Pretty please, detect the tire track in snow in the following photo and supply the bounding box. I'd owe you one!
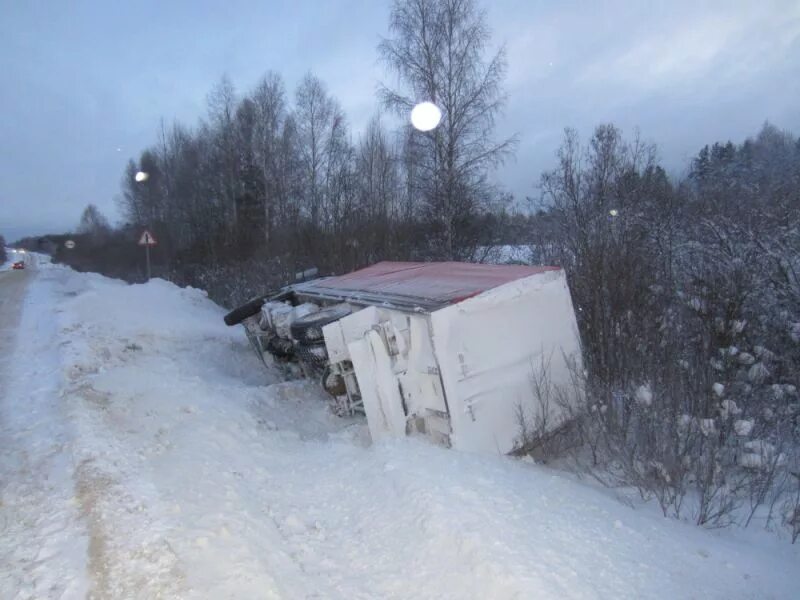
[74,459,115,599]
[65,344,189,599]
[0,267,89,599]
[72,452,187,600]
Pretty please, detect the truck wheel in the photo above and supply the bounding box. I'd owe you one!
[296,340,329,365]
[321,365,347,396]
[224,296,265,326]
[290,304,351,343]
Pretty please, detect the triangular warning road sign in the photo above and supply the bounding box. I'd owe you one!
[138,230,158,246]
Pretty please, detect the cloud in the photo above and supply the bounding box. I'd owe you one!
[488,0,800,198]
[577,4,800,94]
[1,0,799,237]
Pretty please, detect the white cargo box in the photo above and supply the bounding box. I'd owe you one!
[294,262,583,455]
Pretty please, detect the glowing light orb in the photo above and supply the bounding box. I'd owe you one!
[135,171,149,182]
[410,102,442,132]
[609,209,619,217]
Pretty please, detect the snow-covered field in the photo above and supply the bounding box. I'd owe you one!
[1,260,799,599]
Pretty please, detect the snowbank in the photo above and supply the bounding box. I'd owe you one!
[2,264,799,599]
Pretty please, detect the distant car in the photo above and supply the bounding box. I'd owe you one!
[12,261,25,270]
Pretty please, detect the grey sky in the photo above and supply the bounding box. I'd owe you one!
[1,0,798,241]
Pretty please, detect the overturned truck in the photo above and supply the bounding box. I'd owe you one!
[225,261,583,455]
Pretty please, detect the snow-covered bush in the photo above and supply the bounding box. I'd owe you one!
[170,254,290,309]
[531,123,800,536]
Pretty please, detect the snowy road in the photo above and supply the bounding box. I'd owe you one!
[0,269,30,399]
[1,261,90,598]
[0,268,29,336]
[1,261,799,599]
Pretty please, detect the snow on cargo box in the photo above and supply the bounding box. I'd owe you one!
[226,261,584,455]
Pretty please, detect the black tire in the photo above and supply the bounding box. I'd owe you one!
[266,336,295,359]
[223,296,265,326]
[290,304,352,343]
[296,340,329,366]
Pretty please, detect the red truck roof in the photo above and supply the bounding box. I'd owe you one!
[293,261,560,311]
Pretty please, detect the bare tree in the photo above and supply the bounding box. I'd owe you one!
[294,73,340,227]
[379,0,517,258]
[250,72,288,247]
[354,115,401,260]
[539,125,669,385]
[206,75,240,237]
[77,204,111,238]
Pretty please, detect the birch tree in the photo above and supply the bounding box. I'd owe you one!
[379,0,517,258]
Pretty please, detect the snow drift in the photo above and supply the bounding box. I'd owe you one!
[1,263,798,599]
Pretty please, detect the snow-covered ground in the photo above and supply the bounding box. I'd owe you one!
[1,261,799,599]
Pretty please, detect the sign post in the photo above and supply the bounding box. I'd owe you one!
[138,230,158,281]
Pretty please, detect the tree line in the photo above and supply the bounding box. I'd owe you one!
[102,0,518,305]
